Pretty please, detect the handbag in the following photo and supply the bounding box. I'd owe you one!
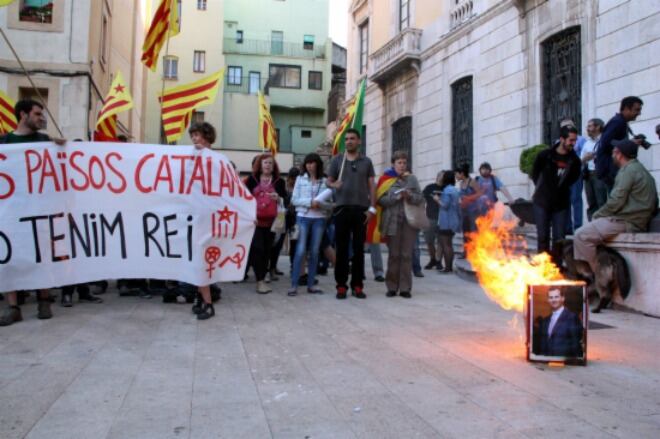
[271,199,286,234]
[404,200,430,230]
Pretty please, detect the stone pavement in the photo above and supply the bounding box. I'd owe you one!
[1,264,659,439]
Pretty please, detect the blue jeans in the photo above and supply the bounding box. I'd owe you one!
[291,216,326,289]
[533,204,567,266]
[412,233,421,274]
[565,178,584,234]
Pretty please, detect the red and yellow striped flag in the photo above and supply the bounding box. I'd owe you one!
[0,89,18,135]
[159,69,223,143]
[258,92,278,155]
[94,71,134,141]
[141,0,180,71]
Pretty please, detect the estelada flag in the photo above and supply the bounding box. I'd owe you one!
[258,92,278,155]
[94,71,134,141]
[332,78,366,155]
[159,69,223,143]
[141,0,180,71]
[0,89,18,135]
[366,168,398,244]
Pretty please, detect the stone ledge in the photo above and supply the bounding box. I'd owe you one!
[605,233,660,317]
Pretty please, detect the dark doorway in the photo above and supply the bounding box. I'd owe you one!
[392,116,413,169]
[542,26,581,146]
[452,76,473,171]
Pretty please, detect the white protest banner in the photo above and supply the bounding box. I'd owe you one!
[0,142,256,292]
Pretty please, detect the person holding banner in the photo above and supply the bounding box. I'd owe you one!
[288,153,330,296]
[0,99,65,326]
[245,154,288,294]
[188,122,220,320]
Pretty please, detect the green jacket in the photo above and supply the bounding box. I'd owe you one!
[593,159,658,232]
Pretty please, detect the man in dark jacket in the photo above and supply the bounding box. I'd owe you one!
[535,288,584,357]
[531,126,581,266]
[596,96,643,190]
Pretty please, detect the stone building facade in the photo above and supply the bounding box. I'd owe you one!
[347,0,660,197]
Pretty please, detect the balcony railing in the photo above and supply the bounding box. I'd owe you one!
[368,28,422,85]
[223,38,326,59]
[450,0,475,28]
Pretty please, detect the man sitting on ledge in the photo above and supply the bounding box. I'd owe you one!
[573,139,658,275]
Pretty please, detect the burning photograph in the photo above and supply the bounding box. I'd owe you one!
[528,283,587,365]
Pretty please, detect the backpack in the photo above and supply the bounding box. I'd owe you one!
[253,178,278,226]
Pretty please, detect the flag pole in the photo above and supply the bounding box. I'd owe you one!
[0,28,64,138]
[159,30,172,143]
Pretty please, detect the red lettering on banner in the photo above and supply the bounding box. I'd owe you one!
[38,149,61,193]
[154,155,174,193]
[205,246,221,278]
[24,149,42,194]
[185,156,207,195]
[88,155,106,190]
[105,152,127,194]
[69,150,90,191]
[219,244,246,269]
[205,157,220,196]
[171,155,194,194]
[219,160,235,197]
[134,153,154,193]
[0,154,15,199]
[211,206,238,239]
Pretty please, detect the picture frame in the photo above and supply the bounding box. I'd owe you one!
[526,283,588,365]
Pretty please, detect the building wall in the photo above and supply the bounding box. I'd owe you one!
[144,0,225,145]
[0,0,145,141]
[222,0,331,159]
[350,0,660,198]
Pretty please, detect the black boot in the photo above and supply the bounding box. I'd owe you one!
[196,302,215,320]
[191,293,203,314]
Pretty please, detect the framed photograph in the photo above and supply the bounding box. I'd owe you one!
[527,283,587,365]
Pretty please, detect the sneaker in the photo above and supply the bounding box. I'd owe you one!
[256,281,272,294]
[287,288,298,297]
[351,287,366,299]
[386,291,397,297]
[37,300,53,319]
[374,275,385,282]
[424,259,438,270]
[306,287,324,295]
[0,306,23,326]
[399,291,412,299]
[336,286,348,300]
[413,271,425,278]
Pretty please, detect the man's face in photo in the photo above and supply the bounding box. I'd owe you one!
[547,289,564,311]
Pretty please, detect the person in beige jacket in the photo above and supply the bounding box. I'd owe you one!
[377,151,424,298]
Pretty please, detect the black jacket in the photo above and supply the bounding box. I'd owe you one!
[596,113,629,187]
[531,147,581,212]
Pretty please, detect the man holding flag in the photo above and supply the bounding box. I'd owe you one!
[327,128,376,300]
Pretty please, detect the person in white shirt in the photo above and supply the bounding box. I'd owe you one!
[581,118,609,220]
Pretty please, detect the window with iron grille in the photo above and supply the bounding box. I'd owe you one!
[451,76,473,171]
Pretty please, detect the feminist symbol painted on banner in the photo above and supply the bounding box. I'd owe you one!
[219,244,246,270]
[205,246,221,278]
[212,206,238,239]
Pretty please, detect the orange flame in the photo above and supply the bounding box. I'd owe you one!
[465,205,563,312]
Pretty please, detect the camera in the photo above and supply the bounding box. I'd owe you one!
[634,134,652,150]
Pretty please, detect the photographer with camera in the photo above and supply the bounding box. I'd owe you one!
[596,96,650,192]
